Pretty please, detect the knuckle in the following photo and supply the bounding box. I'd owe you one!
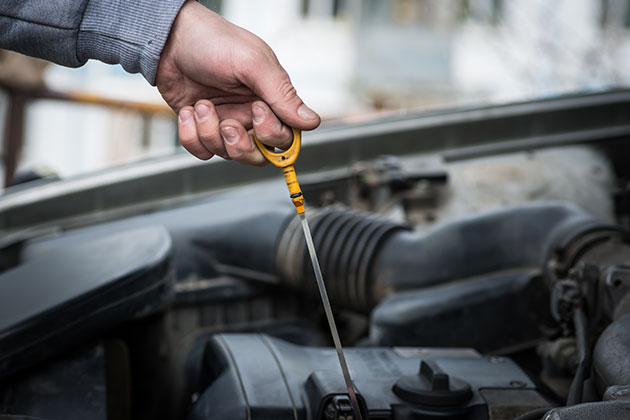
[257,127,291,147]
[179,136,196,148]
[198,131,219,145]
[197,153,213,161]
[277,78,297,103]
[180,140,213,160]
[242,150,267,167]
[255,129,273,142]
[227,147,244,160]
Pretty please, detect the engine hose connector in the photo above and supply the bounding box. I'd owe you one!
[276,206,409,311]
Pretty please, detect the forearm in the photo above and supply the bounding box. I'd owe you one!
[0,0,186,84]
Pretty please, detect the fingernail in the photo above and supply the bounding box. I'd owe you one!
[179,109,192,123]
[194,104,210,122]
[221,126,238,145]
[297,103,317,120]
[252,105,265,124]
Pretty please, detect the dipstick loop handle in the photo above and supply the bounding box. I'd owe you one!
[253,128,304,214]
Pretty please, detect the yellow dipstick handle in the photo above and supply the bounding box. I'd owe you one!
[253,127,305,214]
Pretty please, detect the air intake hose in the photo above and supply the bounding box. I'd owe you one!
[276,202,617,312]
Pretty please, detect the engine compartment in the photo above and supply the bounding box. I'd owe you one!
[1,91,630,420]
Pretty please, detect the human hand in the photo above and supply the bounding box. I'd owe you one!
[155,1,320,165]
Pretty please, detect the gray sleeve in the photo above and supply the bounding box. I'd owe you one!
[0,0,187,85]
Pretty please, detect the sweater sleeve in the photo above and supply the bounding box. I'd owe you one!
[0,0,187,85]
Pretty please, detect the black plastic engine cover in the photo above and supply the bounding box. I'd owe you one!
[0,226,174,379]
[369,270,548,352]
[189,334,548,420]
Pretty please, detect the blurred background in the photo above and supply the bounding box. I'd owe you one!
[0,0,629,186]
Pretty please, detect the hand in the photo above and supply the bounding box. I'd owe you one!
[155,1,320,165]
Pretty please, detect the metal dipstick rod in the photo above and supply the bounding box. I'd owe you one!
[299,212,364,420]
[253,128,364,420]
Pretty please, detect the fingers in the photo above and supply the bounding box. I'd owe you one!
[220,119,267,166]
[179,99,296,166]
[214,102,255,129]
[251,101,293,150]
[193,100,229,159]
[178,101,232,160]
[178,107,213,160]
[237,45,321,131]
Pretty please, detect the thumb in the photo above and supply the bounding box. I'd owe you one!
[243,54,320,130]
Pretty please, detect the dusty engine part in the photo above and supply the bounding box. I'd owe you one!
[529,220,630,407]
[277,201,616,313]
[542,401,630,420]
[0,342,108,419]
[593,314,630,395]
[188,334,551,420]
[22,196,619,359]
[276,205,409,311]
[439,146,616,224]
[299,154,448,218]
[369,270,548,352]
[603,384,630,401]
[0,90,629,420]
[298,146,615,228]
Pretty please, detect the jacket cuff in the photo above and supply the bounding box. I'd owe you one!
[77,0,187,85]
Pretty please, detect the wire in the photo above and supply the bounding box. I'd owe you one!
[512,308,589,420]
[566,307,590,406]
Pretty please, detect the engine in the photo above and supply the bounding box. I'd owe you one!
[1,92,630,420]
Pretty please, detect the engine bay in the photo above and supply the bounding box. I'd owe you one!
[1,90,629,420]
